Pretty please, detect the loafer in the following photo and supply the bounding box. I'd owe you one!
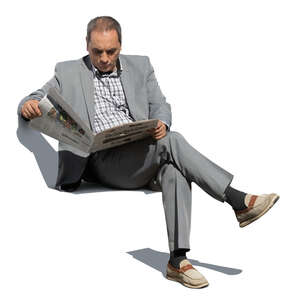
[235,193,280,227]
[166,259,209,288]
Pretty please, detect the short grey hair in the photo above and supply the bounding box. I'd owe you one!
[86,16,122,45]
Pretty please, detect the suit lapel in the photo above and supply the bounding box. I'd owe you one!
[79,56,95,130]
[119,55,137,121]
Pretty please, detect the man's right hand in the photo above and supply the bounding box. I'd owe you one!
[21,100,42,120]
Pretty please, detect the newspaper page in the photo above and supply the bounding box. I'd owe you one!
[90,119,158,152]
[29,87,159,153]
[29,94,93,153]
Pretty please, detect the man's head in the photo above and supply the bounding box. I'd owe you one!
[86,16,122,73]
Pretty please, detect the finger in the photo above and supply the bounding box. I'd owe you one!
[23,107,33,119]
[22,110,29,119]
[154,127,165,136]
[34,104,42,116]
[154,130,166,139]
[155,122,164,130]
[153,132,165,140]
[156,120,164,126]
[34,102,42,116]
[21,106,28,118]
[29,103,41,117]
[154,125,164,133]
[28,105,40,118]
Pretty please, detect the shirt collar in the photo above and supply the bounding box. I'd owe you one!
[91,56,123,78]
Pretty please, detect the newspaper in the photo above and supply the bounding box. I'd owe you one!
[29,87,159,153]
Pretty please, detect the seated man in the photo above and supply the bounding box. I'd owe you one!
[17,16,279,289]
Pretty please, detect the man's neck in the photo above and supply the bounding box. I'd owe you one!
[98,66,117,75]
[91,57,122,76]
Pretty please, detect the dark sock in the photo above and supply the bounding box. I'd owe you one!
[225,186,247,210]
[169,248,189,269]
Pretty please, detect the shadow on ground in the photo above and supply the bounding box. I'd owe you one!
[73,181,157,195]
[127,247,242,277]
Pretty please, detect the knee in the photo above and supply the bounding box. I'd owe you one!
[160,163,179,186]
[157,131,183,145]
[168,131,184,141]
[164,131,185,149]
[155,131,185,163]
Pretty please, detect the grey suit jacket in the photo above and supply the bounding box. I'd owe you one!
[17,54,172,191]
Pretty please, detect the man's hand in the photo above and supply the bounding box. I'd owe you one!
[21,100,42,120]
[148,120,167,140]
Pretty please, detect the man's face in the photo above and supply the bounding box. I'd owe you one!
[87,29,121,73]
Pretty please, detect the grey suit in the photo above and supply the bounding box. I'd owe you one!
[18,54,233,251]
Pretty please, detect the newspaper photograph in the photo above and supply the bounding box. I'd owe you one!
[29,94,93,153]
[29,87,158,153]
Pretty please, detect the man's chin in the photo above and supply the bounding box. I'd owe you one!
[98,65,113,72]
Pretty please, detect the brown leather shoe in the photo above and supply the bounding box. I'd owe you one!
[235,193,280,227]
[166,259,209,288]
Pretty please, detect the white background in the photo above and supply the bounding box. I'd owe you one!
[1,0,292,299]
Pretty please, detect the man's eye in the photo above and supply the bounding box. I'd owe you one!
[93,49,103,55]
[107,50,116,55]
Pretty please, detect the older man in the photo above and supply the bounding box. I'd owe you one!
[18,16,279,289]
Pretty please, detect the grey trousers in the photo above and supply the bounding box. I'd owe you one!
[87,131,233,252]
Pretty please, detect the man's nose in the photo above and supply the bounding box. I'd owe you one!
[100,52,109,64]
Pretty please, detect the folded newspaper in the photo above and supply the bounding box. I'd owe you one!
[29,87,159,153]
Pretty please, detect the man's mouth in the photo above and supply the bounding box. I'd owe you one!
[99,64,110,69]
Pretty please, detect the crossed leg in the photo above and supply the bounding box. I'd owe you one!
[86,131,233,251]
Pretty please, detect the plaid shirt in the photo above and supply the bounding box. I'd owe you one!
[92,59,134,134]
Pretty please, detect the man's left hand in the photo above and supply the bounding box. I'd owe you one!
[148,120,167,140]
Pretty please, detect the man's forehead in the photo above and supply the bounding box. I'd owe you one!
[89,30,119,44]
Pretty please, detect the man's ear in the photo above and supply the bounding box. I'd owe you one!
[86,37,89,51]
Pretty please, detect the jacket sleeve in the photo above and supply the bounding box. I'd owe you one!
[146,57,172,130]
[17,63,62,121]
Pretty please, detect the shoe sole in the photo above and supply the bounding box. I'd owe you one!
[166,274,209,289]
[239,194,280,228]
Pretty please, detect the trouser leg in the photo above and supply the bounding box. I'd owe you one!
[154,131,233,251]
[156,131,234,202]
[86,136,162,189]
[158,163,192,252]
[86,131,234,253]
